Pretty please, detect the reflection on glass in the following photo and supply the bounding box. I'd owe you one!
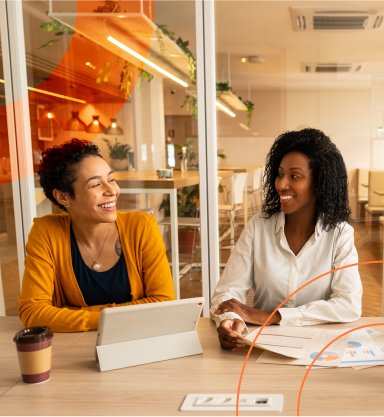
[65,111,86,132]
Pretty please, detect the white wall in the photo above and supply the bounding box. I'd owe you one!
[218,88,372,172]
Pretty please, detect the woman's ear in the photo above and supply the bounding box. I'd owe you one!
[53,189,71,209]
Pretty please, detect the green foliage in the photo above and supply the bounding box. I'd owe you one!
[216,82,231,92]
[38,19,74,49]
[160,185,199,218]
[181,94,198,119]
[242,99,255,127]
[156,24,196,84]
[103,138,131,160]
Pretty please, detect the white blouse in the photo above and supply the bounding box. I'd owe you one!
[211,212,362,326]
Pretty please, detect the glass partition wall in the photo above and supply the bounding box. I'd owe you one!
[0,0,213,314]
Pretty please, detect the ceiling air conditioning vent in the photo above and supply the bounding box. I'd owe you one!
[290,7,384,31]
[302,63,363,73]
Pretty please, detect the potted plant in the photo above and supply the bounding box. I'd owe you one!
[103,138,132,171]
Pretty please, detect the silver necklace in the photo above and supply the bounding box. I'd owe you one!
[78,224,111,271]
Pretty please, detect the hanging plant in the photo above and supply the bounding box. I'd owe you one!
[156,24,197,84]
[216,82,231,93]
[242,99,255,127]
[181,94,198,119]
[38,19,74,49]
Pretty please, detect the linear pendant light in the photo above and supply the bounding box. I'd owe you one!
[0,79,86,104]
[216,100,236,117]
[107,35,189,88]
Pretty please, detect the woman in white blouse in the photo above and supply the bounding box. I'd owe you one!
[211,128,362,350]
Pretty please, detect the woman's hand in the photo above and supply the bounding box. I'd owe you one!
[217,319,247,350]
[216,298,281,325]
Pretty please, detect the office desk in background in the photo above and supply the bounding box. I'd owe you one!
[1,316,383,416]
[115,170,200,299]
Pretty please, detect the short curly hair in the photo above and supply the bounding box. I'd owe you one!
[262,128,351,230]
[39,138,102,211]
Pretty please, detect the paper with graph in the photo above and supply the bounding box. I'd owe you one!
[245,326,384,367]
[242,326,345,360]
[244,326,384,368]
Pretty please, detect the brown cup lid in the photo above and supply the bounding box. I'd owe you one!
[13,326,53,344]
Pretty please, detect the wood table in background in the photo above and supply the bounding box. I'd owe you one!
[0,316,384,415]
[115,170,200,299]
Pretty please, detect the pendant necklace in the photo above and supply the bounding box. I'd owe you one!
[78,224,111,271]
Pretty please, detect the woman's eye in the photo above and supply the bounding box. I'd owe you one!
[90,183,101,188]
[108,178,116,183]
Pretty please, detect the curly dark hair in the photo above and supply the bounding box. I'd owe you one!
[262,128,351,230]
[39,138,102,211]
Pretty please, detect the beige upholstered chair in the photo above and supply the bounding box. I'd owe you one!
[364,170,384,238]
[357,168,369,219]
[219,172,249,247]
[247,166,264,216]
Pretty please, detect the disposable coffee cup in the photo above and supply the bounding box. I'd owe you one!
[13,326,53,384]
[157,168,173,179]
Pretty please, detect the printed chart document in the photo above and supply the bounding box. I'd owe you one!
[242,326,384,368]
[339,328,384,368]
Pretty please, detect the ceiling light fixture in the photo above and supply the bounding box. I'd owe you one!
[65,111,86,131]
[104,118,124,135]
[0,79,86,104]
[86,115,105,133]
[239,122,250,131]
[107,35,189,88]
[216,100,236,118]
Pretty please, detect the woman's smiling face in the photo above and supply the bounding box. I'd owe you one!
[275,151,316,216]
[66,155,120,224]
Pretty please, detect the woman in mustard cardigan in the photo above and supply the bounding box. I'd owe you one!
[19,138,175,332]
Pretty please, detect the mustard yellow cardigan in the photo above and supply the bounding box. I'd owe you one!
[19,212,175,332]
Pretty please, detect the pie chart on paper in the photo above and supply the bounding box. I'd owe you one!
[309,351,339,361]
[346,341,362,348]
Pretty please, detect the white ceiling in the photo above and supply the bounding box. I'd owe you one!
[155,0,384,92]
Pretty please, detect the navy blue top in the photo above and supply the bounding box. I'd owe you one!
[70,226,132,306]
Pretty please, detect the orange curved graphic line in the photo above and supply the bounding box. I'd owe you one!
[296,322,384,416]
[236,259,384,416]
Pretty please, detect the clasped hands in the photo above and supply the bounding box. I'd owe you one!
[215,298,281,350]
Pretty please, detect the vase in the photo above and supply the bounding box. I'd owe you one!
[110,158,129,171]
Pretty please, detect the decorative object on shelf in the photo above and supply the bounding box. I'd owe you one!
[104,118,124,135]
[65,111,86,131]
[180,146,188,172]
[94,0,122,13]
[103,137,132,171]
[86,115,105,133]
[160,141,226,218]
